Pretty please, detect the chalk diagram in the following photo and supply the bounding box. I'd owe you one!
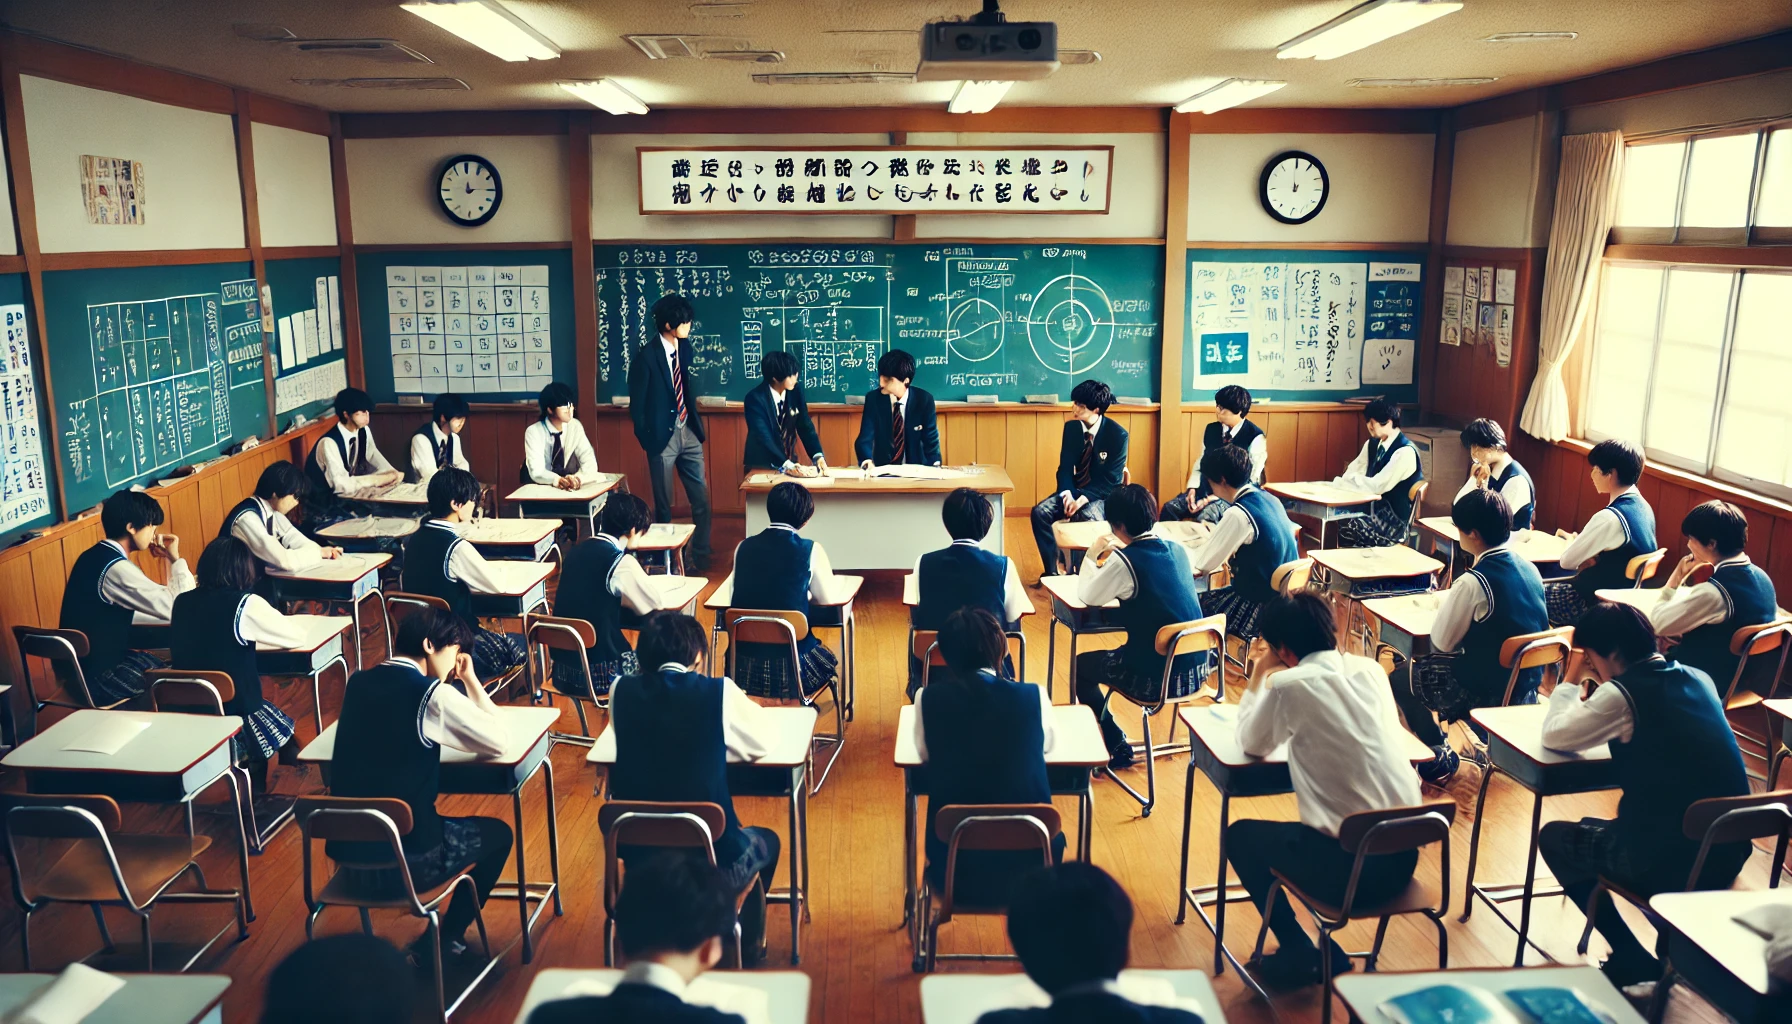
[946,297,1004,362]
[1024,274,1116,376]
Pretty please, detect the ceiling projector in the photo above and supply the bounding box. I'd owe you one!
[915,0,1059,82]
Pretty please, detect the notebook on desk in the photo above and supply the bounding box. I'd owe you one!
[319,517,417,539]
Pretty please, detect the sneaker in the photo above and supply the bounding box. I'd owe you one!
[1600,953,1662,989]
[1247,948,1354,992]
[1107,744,1136,770]
[1416,745,1460,786]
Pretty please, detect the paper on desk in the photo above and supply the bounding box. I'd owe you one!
[648,574,707,610]
[824,467,866,480]
[321,517,417,539]
[367,482,428,503]
[864,464,963,480]
[61,717,149,755]
[986,975,1202,1016]
[556,976,770,1024]
[257,614,347,652]
[4,963,126,1024]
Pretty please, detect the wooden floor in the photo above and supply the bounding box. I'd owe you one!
[0,518,1758,1023]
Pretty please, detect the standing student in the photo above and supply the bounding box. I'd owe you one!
[743,350,826,475]
[608,612,783,964]
[222,462,342,587]
[1074,484,1208,767]
[909,488,1031,693]
[1545,439,1656,627]
[525,382,600,489]
[551,493,662,699]
[304,387,402,527]
[327,606,513,968]
[629,293,712,572]
[727,482,850,699]
[401,468,527,681]
[1455,418,1534,530]
[1388,490,1549,784]
[408,392,472,485]
[1540,601,1752,987]
[1187,444,1299,643]
[1333,396,1424,549]
[1163,384,1265,525]
[58,489,193,705]
[854,349,940,469]
[1229,593,1424,991]
[1650,500,1778,689]
[1031,379,1129,578]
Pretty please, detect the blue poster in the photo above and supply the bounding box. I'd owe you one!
[1199,330,1248,376]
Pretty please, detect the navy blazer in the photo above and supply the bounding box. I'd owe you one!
[1055,417,1129,501]
[526,984,744,1024]
[628,337,708,456]
[978,992,1204,1024]
[742,381,823,470]
[854,387,940,466]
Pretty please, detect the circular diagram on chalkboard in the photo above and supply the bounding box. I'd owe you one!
[947,297,1005,362]
[1026,274,1114,375]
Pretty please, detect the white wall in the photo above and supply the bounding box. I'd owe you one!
[1446,113,1557,248]
[906,132,1165,238]
[346,135,570,245]
[1565,69,1792,136]
[252,122,337,248]
[0,128,16,256]
[22,76,244,253]
[1187,132,1435,243]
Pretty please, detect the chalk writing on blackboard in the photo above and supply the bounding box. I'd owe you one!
[0,304,49,526]
[385,265,552,395]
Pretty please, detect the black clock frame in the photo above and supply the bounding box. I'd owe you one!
[1258,149,1329,225]
[436,153,503,227]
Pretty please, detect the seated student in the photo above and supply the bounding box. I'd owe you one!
[908,487,1031,693]
[1163,384,1264,525]
[855,349,940,469]
[1456,418,1534,530]
[1540,601,1752,987]
[609,612,782,964]
[1650,500,1778,691]
[1545,439,1656,627]
[1032,379,1129,578]
[222,462,341,588]
[408,392,472,484]
[727,481,851,699]
[979,862,1205,1024]
[58,490,193,705]
[525,382,601,489]
[261,934,416,1024]
[1388,490,1549,784]
[744,350,827,476]
[304,387,402,527]
[1334,396,1424,549]
[1074,484,1209,767]
[1187,444,1299,644]
[401,468,527,681]
[1229,593,1424,990]
[552,493,661,699]
[328,606,513,968]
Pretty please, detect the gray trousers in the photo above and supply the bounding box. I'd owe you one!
[648,419,712,560]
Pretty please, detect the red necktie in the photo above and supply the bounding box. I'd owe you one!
[670,347,688,423]
[891,401,906,463]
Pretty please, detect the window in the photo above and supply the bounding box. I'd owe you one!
[1714,273,1792,491]
[1614,141,1685,231]
[1757,128,1792,239]
[1643,268,1733,465]
[1680,134,1758,231]
[1585,265,1661,441]
[1612,124,1789,244]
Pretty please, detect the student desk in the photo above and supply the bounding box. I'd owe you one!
[461,517,560,562]
[266,553,390,672]
[1464,703,1619,966]
[1362,591,1447,661]
[588,706,818,964]
[1038,574,1124,705]
[740,465,1014,571]
[1310,545,1443,595]
[920,969,1224,1024]
[0,973,231,1024]
[3,710,256,923]
[504,477,621,537]
[1651,889,1792,1024]
[1597,585,1792,620]
[314,515,420,553]
[299,704,563,963]
[631,521,695,574]
[1333,965,1646,1024]
[358,481,430,514]
[704,574,862,723]
[1418,520,1569,583]
[900,573,1035,683]
[1050,519,1217,574]
[254,614,352,736]
[516,969,812,1024]
[471,560,555,622]
[1176,703,1433,989]
[1265,481,1380,548]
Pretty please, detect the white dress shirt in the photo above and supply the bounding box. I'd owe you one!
[617,961,690,999]
[1076,529,1172,606]
[1558,486,1644,572]
[425,519,511,596]
[381,658,509,756]
[229,592,308,649]
[317,422,397,495]
[1236,649,1422,837]
[1651,555,1756,639]
[523,418,598,486]
[98,540,195,621]
[770,387,797,472]
[612,661,779,762]
[1060,415,1104,504]
[593,534,661,615]
[1429,543,1517,654]
[726,524,854,604]
[909,540,1033,623]
[229,497,324,574]
[1186,427,1268,489]
[1336,430,1421,498]
[1189,490,1260,578]
[1454,453,1533,518]
[409,423,470,483]
[912,672,1056,762]
[1542,676,1638,749]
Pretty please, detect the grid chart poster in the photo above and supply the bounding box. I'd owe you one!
[638,147,1113,215]
[385,265,553,394]
[0,304,49,529]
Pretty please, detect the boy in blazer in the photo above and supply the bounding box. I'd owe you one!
[743,350,827,475]
[628,293,712,572]
[1031,379,1128,578]
[855,349,940,468]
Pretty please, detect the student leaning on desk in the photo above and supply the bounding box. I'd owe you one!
[58,489,193,705]
[526,382,602,490]
[303,387,403,530]
[1544,438,1656,629]
[1648,499,1779,688]
[223,462,343,596]
[552,493,662,699]
[743,350,827,478]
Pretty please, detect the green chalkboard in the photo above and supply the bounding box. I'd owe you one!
[266,256,347,429]
[594,242,1163,403]
[42,262,267,516]
[0,272,56,543]
[356,249,576,403]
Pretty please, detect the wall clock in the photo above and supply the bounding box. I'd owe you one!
[1259,150,1328,225]
[437,154,502,227]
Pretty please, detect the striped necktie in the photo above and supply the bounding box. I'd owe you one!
[891,400,906,464]
[1075,429,1094,488]
[670,346,688,423]
[780,397,797,461]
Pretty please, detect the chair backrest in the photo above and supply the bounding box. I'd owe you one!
[1681,791,1792,890]
[1626,548,1667,587]
[1333,800,1456,921]
[1725,619,1792,703]
[911,629,943,663]
[1155,615,1225,657]
[384,592,448,632]
[597,801,726,912]
[1121,466,1131,486]
[1498,626,1575,705]
[1406,481,1429,526]
[527,614,598,653]
[935,804,1059,913]
[11,626,94,710]
[295,797,422,913]
[145,669,234,715]
[724,608,809,645]
[1271,558,1315,595]
[4,795,132,907]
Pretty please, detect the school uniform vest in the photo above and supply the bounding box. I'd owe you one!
[1608,657,1750,851]
[1458,548,1550,703]
[915,542,1009,631]
[410,424,457,481]
[1674,560,1778,688]
[551,537,632,674]
[919,670,1051,867]
[1368,433,1424,523]
[609,668,747,866]
[58,543,133,682]
[328,661,445,860]
[1112,537,1205,679]
[731,528,819,659]
[1230,486,1299,604]
[170,588,262,720]
[1572,492,1656,597]
[1195,419,1264,498]
[402,521,474,625]
[305,427,373,498]
[1492,459,1535,530]
[220,498,274,544]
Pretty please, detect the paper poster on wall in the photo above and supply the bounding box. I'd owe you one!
[276,357,347,414]
[0,304,50,529]
[1494,268,1517,306]
[1439,293,1462,346]
[326,277,343,351]
[1478,302,1497,347]
[1443,265,1464,297]
[277,315,295,370]
[387,265,553,394]
[1188,261,1371,390]
[1457,299,1476,344]
[1494,304,1514,366]
[79,155,146,226]
[1480,267,1495,303]
[1463,267,1480,301]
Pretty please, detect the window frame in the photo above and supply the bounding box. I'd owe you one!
[1610,120,1792,246]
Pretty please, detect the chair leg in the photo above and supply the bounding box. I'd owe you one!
[1318,923,1336,1024]
[1368,916,1391,972]
[1576,880,1605,956]
[140,913,153,971]
[91,903,116,952]
[925,900,942,973]
[466,878,492,958]
[306,904,323,941]
[359,906,374,935]
[19,908,31,970]
[428,912,448,1021]
[1434,911,1449,968]
[572,697,591,737]
[604,917,614,967]
[1647,967,1675,1023]
[1249,881,1283,964]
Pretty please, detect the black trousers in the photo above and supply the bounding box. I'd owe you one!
[648,420,712,561]
[1030,493,1105,575]
[1226,819,1419,960]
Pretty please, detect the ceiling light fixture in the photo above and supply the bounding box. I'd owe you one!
[1174,78,1287,114]
[1348,76,1497,87]
[559,79,649,114]
[400,0,559,61]
[752,72,915,85]
[1483,31,1578,42]
[1278,0,1463,60]
[947,80,1013,114]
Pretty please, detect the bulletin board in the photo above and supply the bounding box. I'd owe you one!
[0,272,56,544]
[1437,258,1520,368]
[265,255,347,429]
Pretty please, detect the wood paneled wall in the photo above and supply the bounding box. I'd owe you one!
[1176,405,1371,492]
[1424,247,1547,433]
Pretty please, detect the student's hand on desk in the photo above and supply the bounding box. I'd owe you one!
[380,470,404,487]
[814,457,828,473]
[860,459,875,471]
[150,533,180,562]
[786,464,819,478]
[555,475,579,490]
[320,546,343,560]
[1555,528,1577,541]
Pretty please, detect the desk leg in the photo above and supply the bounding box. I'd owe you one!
[1046,618,1057,703]
[845,607,856,722]
[543,758,564,918]
[309,655,347,738]
[1080,778,1092,862]
[789,767,803,965]
[1515,790,1545,967]
[799,772,811,926]
[1175,758,1196,925]
[1461,763,1497,922]
[904,778,917,934]
[221,768,256,924]
[1067,627,1080,705]
[512,785,534,964]
[1214,792,1229,975]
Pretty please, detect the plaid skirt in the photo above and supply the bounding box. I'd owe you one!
[552,649,638,699]
[339,816,490,896]
[1338,502,1411,548]
[1079,647,1213,704]
[1159,491,1231,525]
[736,639,838,700]
[1545,581,1591,627]
[1203,586,1267,640]
[83,649,166,706]
[238,701,298,762]
[471,627,526,681]
[1408,652,1540,725]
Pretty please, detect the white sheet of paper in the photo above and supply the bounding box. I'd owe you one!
[314,277,334,352]
[1494,304,1514,366]
[9,963,127,1024]
[301,309,320,363]
[1494,267,1517,305]
[327,276,343,351]
[1443,265,1464,296]
[1363,337,1414,385]
[277,315,295,370]
[62,717,150,755]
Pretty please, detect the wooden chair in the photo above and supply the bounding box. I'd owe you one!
[1444,627,1574,764]
[385,592,526,698]
[725,608,844,794]
[914,804,1060,973]
[4,793,248,972]
[1106,615,1227,817]
[597,801,749,968]
[10,627,129,733]
[1625,548,1667,588]
[296,796,494,1020]
[1250,800,1457,1024]
[145,669,295,853]
[1714,620,1792,782]
[524,614,607,746]
[911,630,945,692]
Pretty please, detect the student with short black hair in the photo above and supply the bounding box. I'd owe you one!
[1540,601,1752,987]
[1032,379,1129,578]
[727,482,851,699]
[1229,592,1424,991]
[630,293,712,572]
[551,492,662,699]
[1186,443,1299,644]
[908,487,1031,692]
[743,350,827,474]
[525,382,601,490]
[1545,438,1656,627]
[409,392,472,484]
[855,348,940,469]
[1649,499,1778,688]
[1456,418,1534,529]
[221,461,341,590]
[1334,396,1424,548]
[261,934,417,1024]
[1163,384,1266,525]
[402,467,527,680]
[58,489,193,704]
[304,387,402,526]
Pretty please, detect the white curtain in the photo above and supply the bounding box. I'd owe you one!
[1519,130,1624,441]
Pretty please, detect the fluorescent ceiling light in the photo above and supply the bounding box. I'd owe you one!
[1483,31,1578,42]
[1349,76,1497,88]
[401,0,559,61]
[560,79,649,114]
[1278,0,1463,60]
[948,80,1013,114]
[1174,78,1287,114]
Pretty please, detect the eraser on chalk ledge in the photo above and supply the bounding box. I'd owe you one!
[967,395,998,404]
[1024,394,1058,404]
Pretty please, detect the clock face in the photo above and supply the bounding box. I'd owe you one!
[437,154,502,227]
[1260,150,1329,225]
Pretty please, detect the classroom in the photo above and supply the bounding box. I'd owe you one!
[0,1,1787,1022]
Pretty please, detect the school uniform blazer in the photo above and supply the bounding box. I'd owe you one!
[628,336,707,456]
[977,992,1205,1024]
[1055,417,1129,501]
[742,381,823,470]
[854,387,941,466]
[525,985,743,1024]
